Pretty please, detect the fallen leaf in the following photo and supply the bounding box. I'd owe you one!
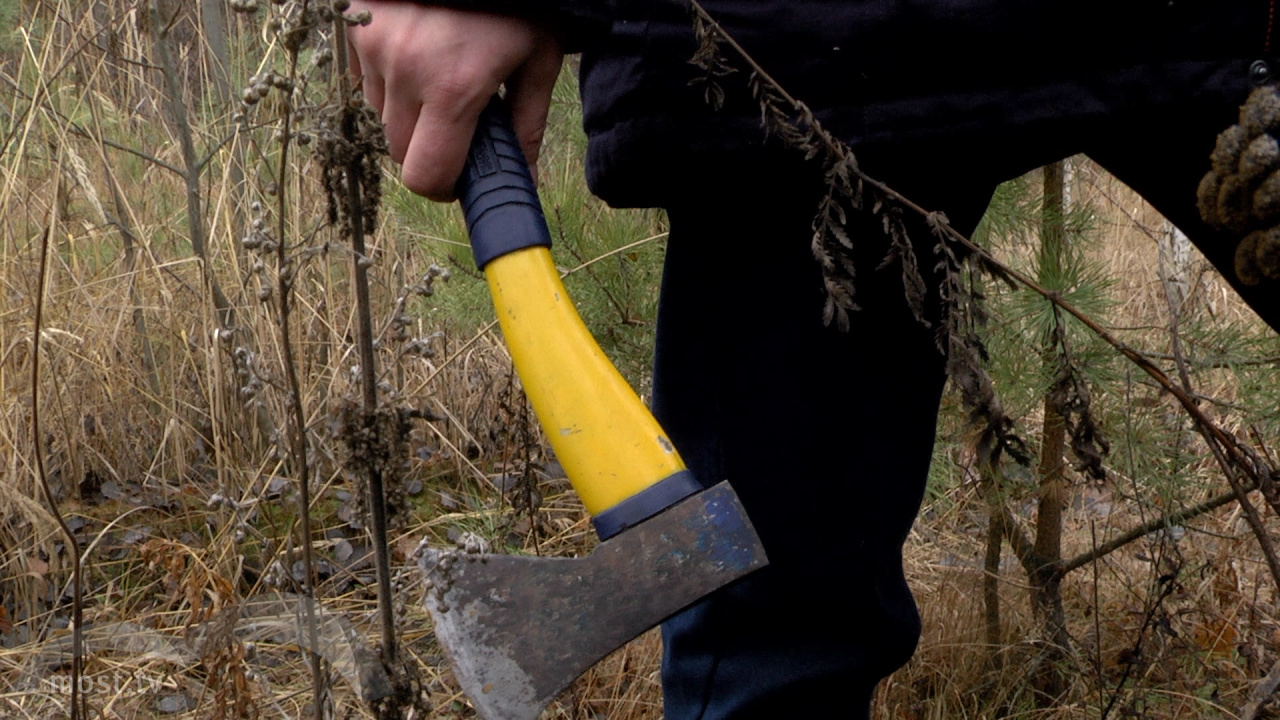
[27,557,48,576]
[335,539,354,564]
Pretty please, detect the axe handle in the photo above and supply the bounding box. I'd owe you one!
[456,97,700,538]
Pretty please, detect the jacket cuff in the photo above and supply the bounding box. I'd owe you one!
[421,0,614,53]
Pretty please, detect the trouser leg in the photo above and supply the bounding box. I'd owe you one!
[652,155,998,719]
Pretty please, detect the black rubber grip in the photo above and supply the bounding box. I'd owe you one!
[456,97,552,269]
[590,470,703,540]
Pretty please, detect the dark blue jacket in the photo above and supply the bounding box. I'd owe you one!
[579,1,1267,206]
[418,1,1267,205]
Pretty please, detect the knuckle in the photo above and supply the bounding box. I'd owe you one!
[429,65,491,112]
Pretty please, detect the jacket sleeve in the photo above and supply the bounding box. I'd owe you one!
[412,0,614,53]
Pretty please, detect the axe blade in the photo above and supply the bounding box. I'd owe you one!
[420,481,766,720]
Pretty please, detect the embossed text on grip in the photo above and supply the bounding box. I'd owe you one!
[456,97,552,269]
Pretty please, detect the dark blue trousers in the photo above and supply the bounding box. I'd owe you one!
[651,97,1277,719]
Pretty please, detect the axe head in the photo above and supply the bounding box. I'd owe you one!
[419,481,766,720]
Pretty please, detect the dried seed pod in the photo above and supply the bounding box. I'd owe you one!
[1242,85,1280,137]
[1238,133,1280,183]
[241,87,259,105]
[1256,224,1280,280]
[1236,231,1263,285]
[1211,124,1249,176]
[1217,174,1255,233]
[333,0,351,11]
[1197,170,1223,228]
[1254,168,1280,224]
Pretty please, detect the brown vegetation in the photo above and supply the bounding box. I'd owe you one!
[1,2,1278,719]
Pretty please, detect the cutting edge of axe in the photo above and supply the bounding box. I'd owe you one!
[416,96,769,719]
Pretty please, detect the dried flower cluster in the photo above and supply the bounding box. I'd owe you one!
[1197,84,1280,285]
[1045,314,1109,481]
[336,402,414,531]
[315,98,387,241]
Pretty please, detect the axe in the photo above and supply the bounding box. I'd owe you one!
[418,98,768,719]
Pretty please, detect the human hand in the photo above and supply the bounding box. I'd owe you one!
[347,1,563,201]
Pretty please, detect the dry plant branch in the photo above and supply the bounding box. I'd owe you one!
[685,0,1280,588]
[1099,565,1182,719]
[1060,481,1257,574]
[30,223,84,720]
[147,0,234,328]
[332,7,398,681]
[264,2,328,713]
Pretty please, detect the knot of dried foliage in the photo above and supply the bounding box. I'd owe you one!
[336,402,413,530]
[316,98,387,238]
[1197,84,1280,285]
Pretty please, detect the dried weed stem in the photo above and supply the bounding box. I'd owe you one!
[31,225,84,720]
[268,7,328,715]
[331,16,397,670]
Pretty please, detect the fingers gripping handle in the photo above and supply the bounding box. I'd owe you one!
[456,98,552,269]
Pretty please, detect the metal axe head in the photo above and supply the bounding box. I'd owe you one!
[419,481,766,720]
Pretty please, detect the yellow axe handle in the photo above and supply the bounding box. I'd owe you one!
[485,247,686,516]
[457,98,701,539]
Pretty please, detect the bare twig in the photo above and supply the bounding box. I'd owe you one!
[1100,571,1179,719]
[268,6,328,714]
[31,223,84,720]
[147,0,234,327]
[1060,483,1256,574]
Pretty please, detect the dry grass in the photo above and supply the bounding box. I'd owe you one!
[0,3,1278,719]
[878,160,1280,720]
